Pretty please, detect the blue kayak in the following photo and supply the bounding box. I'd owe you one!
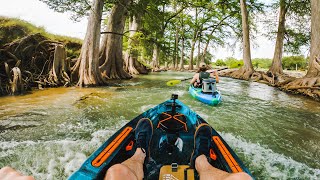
[189,85,222,105]
[69,94,251,180]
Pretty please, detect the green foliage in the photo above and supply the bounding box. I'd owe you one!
[265,0,311,55]
[282,56,307,70]
[214,59,226,66]
[215,56,307,71]
[284,29,310,54]
[39,0,92,21]
[193,51,213,65]
[225,57,243,68]
[252,58,272,69]
[0,17,46,46]
[0,16,82,57]
[284,0,311,54]
[213,57,245,68]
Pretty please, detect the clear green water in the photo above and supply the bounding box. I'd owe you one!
[0,71,319,179]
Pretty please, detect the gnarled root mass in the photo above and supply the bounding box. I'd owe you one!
[281,77,320,100]
[134,60,149,74]
[251,70,319,100]
[0,33,72,95]
[219,66,320,101]
[231,67,254,80]
[219,67,253,80]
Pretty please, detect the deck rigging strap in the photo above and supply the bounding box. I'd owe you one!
[157,112,188,132]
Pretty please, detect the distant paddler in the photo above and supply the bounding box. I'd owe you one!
[190,62,219,88]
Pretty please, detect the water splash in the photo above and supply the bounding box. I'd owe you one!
[0,121,129,179]
[221,132,320,179]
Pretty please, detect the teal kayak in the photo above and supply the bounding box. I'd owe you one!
[189,85,222,105]
[69,95,251,180]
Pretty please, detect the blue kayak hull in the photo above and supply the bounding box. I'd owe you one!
[69,97,251,180]
[188,86,222,105]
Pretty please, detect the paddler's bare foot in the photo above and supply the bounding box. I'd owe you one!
[195,155,252,180]
[105,148,145,180]
[0,166,35,180]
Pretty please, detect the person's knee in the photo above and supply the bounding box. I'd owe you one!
[224,172,252,180]
[0,166,35,180]
[105,164,136,180]
[106,164,130,175]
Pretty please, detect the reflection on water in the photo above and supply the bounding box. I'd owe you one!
[0,72,319,179]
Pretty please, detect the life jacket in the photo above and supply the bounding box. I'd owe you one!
[199,71,210,84]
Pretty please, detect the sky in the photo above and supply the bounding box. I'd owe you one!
[0,0,87,39]
[0,0,276,60]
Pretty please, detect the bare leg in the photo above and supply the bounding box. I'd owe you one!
[0,166,35,180]
[105,118,153,180]
[105,148,145,180]
[195,155,252,180]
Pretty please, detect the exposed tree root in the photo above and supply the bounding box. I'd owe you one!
[218,67,253,80]
[0,33,73,95]
[133,60,149,74]
[218,69,237,77]
[124,52,149,75]
[4,63,23,94]
[48,45,70,86]
[231,67,254,80]
[218,65,320,101]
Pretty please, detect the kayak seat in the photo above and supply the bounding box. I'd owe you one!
[157,112,187,133]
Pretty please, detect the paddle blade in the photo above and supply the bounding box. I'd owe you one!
[166,80,182,86]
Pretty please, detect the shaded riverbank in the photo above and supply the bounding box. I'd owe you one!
[0,71,319,179]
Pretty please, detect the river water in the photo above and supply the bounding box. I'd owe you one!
[0,71,319,179]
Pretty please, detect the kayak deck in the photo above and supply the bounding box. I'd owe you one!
[69,95,251,180]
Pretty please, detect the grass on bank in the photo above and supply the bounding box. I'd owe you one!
[0,16,82,58]
[214,56,308,71]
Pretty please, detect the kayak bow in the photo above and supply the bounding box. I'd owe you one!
[69,94,251,180]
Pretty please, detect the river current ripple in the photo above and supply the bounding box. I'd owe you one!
[0,72,319,179]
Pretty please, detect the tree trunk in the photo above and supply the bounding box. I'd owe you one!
[125,15,141,75]
[71,0,104,87]
[306,0,320,77]
[178,11,185,71]
[241,0,253,71]
[202,37,211,63]
[189,39,195,70]
[99,0,131,79]
[231,0,254,80]
[269,0,287,75]
[174,27,179,69]
[5,63,23,94]
[179,37,185,70]
[99,32,108,66]
[280,0,320,100]
[189,8,199,70]
[196,35,201,69]
[152,44,159,69]
[49,45,70,85]
[171,26,178,70]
